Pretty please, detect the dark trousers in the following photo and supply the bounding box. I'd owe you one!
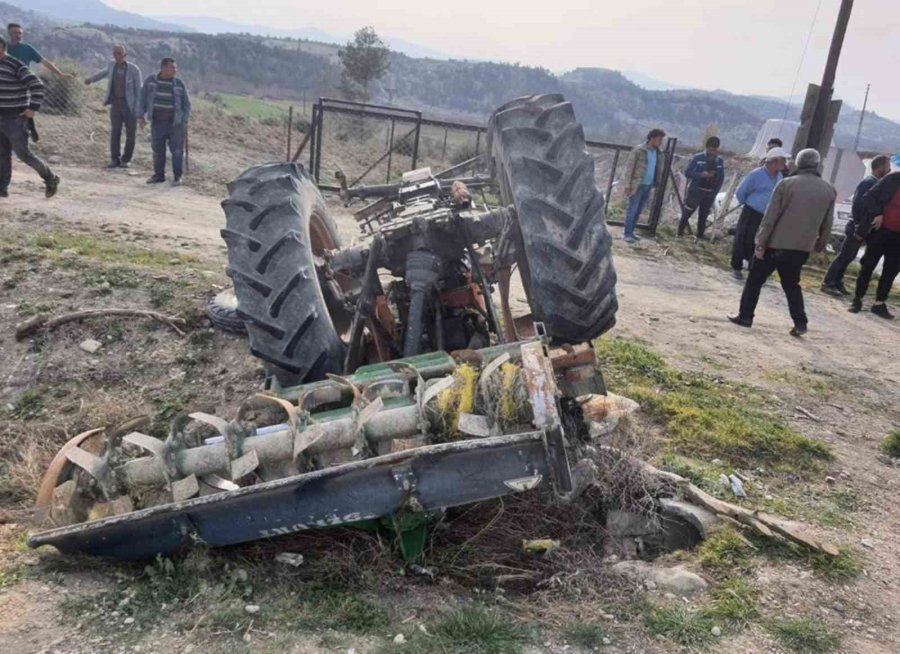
[150,119,185,180]
[854,228,900,303]
[110,99,137,164]
[0,114,51,191]
[738,248,809,327]
[678,188,715,238]
[823,221,862,287]
[731,205,764,271]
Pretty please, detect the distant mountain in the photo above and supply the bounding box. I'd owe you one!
[621,70,693,92]
[13,0,191,32]
[152,15,452,61]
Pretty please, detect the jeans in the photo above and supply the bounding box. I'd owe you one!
[854,228,900,303]
[624,184,652,237]
[0,114,51,191]
[678,187,715,238]
[731,205,764,271]
[110,99,137,164]
[150,119,185,180]
[738,248,809,327]
[823,221,862,287]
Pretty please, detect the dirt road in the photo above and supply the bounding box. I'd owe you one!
[1,163,899,652]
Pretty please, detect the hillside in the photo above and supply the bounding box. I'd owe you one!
[3,2,899,152]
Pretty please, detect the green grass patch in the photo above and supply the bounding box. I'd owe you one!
[563,622,608,649]
[643,605,716,648]
[26,231,199,269]
[594,337,832,472]
[880,430,900,458]
[395,607,531,654]
[707,577,760,628]
[697,526,755,574]
[212,93,292,121]
[809,548,863,581]
[770,617,840,653]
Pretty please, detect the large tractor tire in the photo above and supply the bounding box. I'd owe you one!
[221,162,344,386]
[488,94,618,342]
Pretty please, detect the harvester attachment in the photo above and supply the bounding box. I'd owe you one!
[29,338,604,560]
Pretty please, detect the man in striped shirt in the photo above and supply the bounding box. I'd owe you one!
[0,35,59,198]
[138,57,191,186]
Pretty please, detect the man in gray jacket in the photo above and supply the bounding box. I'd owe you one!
[728,148,835,337]
[84,44,142,168]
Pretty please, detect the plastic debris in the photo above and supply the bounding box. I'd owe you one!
[275,552,305,567]
[522,538,560,553]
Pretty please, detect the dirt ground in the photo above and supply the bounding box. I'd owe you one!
[1,160,899,653]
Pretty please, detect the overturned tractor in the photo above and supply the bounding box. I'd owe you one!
[29,94,619,560]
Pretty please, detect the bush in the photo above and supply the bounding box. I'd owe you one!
[880,430,900,458]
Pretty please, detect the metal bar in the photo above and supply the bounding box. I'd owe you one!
[646,137,677,235]
[411,112,422,170]
[386,119,395,183]
[605,149,620,202]
[29,431,551,560]
[290,129,313,163]
[308,104,317,173]
[441,128,448,163]
[286,105,293,162]
[435,155,483,180]
[461,219,503,342]
[313,98,325,181]
[345,236,384,373]
[669,167,685,210]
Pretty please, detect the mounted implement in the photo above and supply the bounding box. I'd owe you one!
[29,94,619,560]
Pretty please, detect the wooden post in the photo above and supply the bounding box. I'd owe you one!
[286,106,293,162]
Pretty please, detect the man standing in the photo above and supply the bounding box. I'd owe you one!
[85,45,142,169]
[730,147,789,280]
[849,170,900,319]
[621,128,666,244]
[728,149,835,337]
[139,58,190,186]
[822,154,891,296]
[678,136,725,240]
[0,36,59,198]
[6,23,73,79]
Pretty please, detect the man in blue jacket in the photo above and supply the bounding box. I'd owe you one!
[138,58,191,186]
[678,136,725,239]
[821,154,891,296]
[84,45,142,169]
[730,147,789,280]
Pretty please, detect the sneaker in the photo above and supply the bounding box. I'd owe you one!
[835,282,850,296]
[623,235,637,244]
[44,174,60,198]
[731,269,743,282]
[171,177,183,187]
[107,161,121,169]
[871,304,895,320]
[727,315,752,328]
[146,175,165,184]
[820,283,843,297]
[848,297,862,313]
[790,324,808,338]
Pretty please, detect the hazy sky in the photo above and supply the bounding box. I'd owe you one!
[106,0,898,120]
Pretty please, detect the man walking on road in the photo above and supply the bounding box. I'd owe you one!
[730,147,789,280]
[849,170,900,319]
[822,154,891,296]
[139,58,190,186]
[6,23,74,79]
[0,36,59,198]
[728,149,835,337]
[85,45,142,169]
[678,136,725,240]
[621,128,666,244]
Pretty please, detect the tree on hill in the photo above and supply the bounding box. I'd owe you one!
[338,26,389,101]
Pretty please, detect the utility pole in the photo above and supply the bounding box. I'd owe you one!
[803,0,854,154]
[852,83,870,153]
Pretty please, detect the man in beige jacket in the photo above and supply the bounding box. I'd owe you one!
[728,148,835,337]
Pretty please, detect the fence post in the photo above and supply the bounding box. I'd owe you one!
[441,129,448,163]
[386,119,396,183]
[411,112,422,170]
[605,149,620,204]
[313,98,325,181]
[286,106,293,162]
[308,104,318,176]
[646,137,677,235]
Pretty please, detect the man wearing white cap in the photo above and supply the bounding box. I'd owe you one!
[730,147,790,280]
[729,148,835,337]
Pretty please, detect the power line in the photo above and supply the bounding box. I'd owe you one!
[778,0,824,137]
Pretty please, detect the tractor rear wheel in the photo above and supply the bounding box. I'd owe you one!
[488,94,618,342]
[221,162,344,386]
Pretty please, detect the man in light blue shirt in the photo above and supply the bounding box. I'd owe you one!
[730,147,789,280]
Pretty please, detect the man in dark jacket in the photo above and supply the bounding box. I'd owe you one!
[678,136,725,239]
[138,57,191,186]
[0,35,59,198]
[849,170,900,319]
[822,155,891,296]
